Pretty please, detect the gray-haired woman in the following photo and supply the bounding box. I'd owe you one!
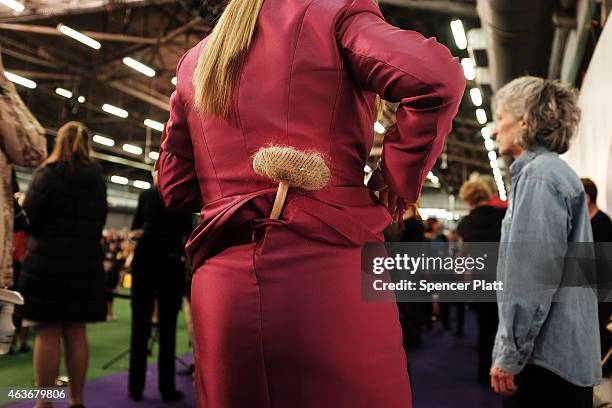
[490,76,600,407]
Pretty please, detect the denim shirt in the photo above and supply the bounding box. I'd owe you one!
[492,146,601,387]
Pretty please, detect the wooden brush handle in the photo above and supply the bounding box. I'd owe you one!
[270,181,289,220]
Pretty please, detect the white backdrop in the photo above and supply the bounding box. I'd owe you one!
[562,18,612,212]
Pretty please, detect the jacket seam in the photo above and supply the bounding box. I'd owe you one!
[286,1,315,143]
[193,118,223,199]
[327,47,345,187]
[175,50,190,114]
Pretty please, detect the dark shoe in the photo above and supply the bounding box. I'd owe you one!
[161,390,184,403]
[129,391,142,402]
[18,344,31,353]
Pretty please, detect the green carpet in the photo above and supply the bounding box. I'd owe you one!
[0,296,192,388]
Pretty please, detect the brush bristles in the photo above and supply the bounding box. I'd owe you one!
[252,146,330,191]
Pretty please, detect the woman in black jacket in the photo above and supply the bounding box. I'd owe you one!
[19,121,107,408]
[456,177,506,385]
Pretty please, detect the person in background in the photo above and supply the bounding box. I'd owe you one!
[423,218,448,242]
[481,174,508,209]
[582,178,612,242]
[0,49,47,290]
[128,174,193,403]
[424,217,460,332]
[402,203,424,242]
[398,204,431,348]
[456,176,506,385]
[10,171,31,353]
[19,122,107,408]
[581,177,612,376]
[490,76,600,407]
[103,240,122,321]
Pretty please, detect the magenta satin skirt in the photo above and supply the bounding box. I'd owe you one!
[190,220,412,407]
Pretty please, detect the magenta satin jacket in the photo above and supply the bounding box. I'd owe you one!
[158,0,465,269]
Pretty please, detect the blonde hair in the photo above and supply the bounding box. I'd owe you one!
[45,121,91,173]
[459,178,493,206]
[193,0,265,118]
[193,0,380,120]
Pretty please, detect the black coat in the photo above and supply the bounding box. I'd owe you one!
[131,187,193,280]
[19,161,107,322]
[456,205,506,243]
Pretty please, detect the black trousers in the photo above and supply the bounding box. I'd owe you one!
[502,365,593,408]
[128,250,184,395]
[439,302,465,332]
[474,303,498,384]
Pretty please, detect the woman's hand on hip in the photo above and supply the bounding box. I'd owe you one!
[368,166,407,222]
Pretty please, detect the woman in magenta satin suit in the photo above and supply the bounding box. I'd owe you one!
[158,0,464,406]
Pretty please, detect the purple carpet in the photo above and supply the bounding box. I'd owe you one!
[408,311,503,408]
[6,311,500,408]
[5,355,196,408]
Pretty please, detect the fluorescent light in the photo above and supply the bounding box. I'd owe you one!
[450,20,467,50]
[148,151,159,161]
[4,71,36,89]
[57,24,101,50]
[123,57,156,77]
[110,175,128,185]
[133,180,151,190]
[171,76,177,86]
[0,0,25,12]
[469,88,483,107]
[426,171,440,185]
[461,58,476,81]
[56,88,86,103]
[122,144,143,155]
[93,134,115,147]
[55,88,72,98]
[485,138,495,151]
[476,108,487,124]
[102,104,128,118]
[144,119,164,132]
[481,127,491,139]
[374,121,386,134]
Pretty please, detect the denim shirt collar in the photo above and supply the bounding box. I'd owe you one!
[509,146,555,179]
